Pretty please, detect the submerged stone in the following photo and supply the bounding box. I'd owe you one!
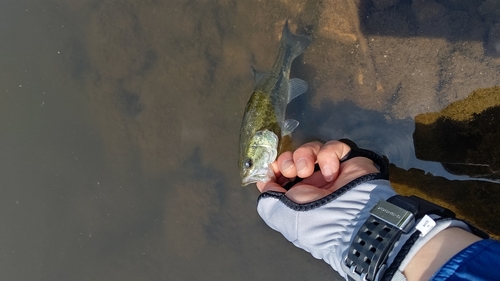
[414,86,500,178]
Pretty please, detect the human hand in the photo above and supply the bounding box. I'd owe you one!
[256,140,483,281]
[256,140,380,203]
[256,139,396,278]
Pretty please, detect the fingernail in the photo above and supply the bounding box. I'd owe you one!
[296,158,307,175]
[281,159,294,173]
[323,165,334,182]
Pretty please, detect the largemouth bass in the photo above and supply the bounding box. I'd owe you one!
[239,21,311,186]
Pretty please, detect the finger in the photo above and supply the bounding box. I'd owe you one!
[255,161,285,193]
[316,140,351,182]
[256,181,287,193]
[269,161,281,178]
[292,141,323,178]
[276,150,296,178]
[256,180,266,192]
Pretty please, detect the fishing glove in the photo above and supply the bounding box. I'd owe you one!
[256,143,475,281]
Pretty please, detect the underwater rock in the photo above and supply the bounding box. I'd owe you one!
[414,86,500,178]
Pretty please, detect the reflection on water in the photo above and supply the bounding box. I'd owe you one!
[1,0,500,280]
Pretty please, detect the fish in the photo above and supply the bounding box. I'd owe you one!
[238,21,311,186]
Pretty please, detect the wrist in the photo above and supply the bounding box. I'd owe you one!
[404,227,482,281]
[382,218,478,281]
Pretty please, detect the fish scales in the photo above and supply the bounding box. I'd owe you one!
[239,21,311,186]
[241,91,281,139]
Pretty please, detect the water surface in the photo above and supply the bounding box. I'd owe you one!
[1,1,499,280]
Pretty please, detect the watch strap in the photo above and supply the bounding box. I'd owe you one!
[342,195,459,281]
[342,215,402,281]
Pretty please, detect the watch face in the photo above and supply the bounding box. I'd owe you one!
[370,199,415,233]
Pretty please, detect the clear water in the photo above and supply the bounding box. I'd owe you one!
[1,1,499,280]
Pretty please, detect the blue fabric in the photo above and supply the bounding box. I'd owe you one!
[431,239,500,281]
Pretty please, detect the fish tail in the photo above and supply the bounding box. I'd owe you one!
[281,20,311,61]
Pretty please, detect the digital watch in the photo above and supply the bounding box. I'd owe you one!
[341,195,488,281]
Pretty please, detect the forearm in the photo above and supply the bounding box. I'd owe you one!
[404,227,482,281]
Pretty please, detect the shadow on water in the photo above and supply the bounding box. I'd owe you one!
[360,0,500,57]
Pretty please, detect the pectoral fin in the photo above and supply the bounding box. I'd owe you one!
[282,119,299,136]
[288,78,308,102]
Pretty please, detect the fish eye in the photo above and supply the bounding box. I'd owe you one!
[244,158,253,169]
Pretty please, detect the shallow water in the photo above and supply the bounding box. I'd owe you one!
[1,1,499,280]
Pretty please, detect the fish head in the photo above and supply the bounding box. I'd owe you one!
[240,130,279,186]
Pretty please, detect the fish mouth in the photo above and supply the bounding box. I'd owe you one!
[241,168,274,186]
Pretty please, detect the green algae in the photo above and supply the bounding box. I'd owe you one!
[414,86,500,175]
[416,86,500,124]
